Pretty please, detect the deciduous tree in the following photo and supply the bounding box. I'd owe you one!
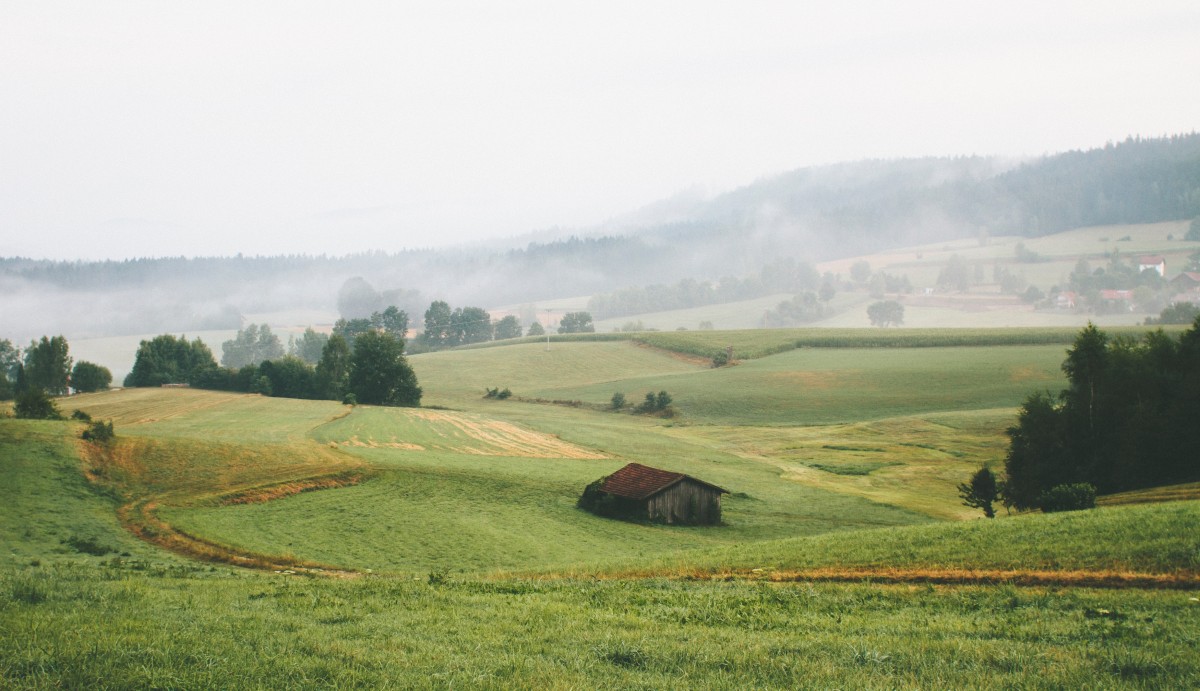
[494,315,523,340]
[866,301,904,327]
[348,331,421,406]
[23,336,72,395]
[70,361,112,393]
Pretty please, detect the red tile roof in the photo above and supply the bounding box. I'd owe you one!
[600,462,727,500]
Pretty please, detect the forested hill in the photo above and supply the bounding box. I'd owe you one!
[2,134,1198,340]
[612,133,1200,259]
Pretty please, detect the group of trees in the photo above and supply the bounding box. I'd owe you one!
[418,301,495,349]
[760,292,828,328]
[1,335,112,402]
[414,302,532,350]
[126,329,420,407]
[557,312,595,334]
[1001,321,1200,510]
[0,335,112,419]
[221,323,285,368]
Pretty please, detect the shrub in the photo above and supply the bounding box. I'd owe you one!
[71,409,92,421]
[14,389,62,420]
[610,392,626,410]
[81,420,115,443]
[711,351,729,368]
[1038,483,1097,512]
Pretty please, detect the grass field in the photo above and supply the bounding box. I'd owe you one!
[3,416,1198,688]
[4,323,1199,687]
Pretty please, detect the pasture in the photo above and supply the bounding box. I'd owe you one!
[3,325,1198,688]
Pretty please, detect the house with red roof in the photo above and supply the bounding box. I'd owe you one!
[580,462,728,525]
[1138,255,1166,276]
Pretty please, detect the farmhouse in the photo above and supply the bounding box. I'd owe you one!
[1137,255,1166,276]
[582,462,728,525]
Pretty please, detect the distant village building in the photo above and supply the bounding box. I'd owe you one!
[579,462,728,525]
[1054,291,1078,309]
[1171,272,1200,292]
[1099,289,1135,311]
[1137,255,1166,276]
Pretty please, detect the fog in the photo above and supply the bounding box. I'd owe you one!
[2,2,1197,261]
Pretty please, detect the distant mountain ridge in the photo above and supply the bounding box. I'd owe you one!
[2,134,1198,339]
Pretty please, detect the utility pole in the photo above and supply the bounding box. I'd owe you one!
[545,309,552,351]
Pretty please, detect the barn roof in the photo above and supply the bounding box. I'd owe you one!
[600,462,728,500]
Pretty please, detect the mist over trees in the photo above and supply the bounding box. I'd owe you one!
[221,324,284,368]
[2,134,1198,343]
[418,302,494,350]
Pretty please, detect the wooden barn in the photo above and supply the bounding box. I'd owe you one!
[587,462,728,525]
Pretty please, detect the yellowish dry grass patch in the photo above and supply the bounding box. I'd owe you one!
[321,406,608,459]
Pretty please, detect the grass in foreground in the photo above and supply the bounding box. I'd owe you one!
[5,566,1198,689]
[558,501,1200,583]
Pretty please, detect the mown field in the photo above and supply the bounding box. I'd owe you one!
[3,327,1199,687]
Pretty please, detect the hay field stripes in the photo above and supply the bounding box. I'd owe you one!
[323,407,608,459]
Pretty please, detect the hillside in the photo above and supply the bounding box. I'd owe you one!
[4,331,1200,687]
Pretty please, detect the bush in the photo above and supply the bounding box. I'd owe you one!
[1038,483,1097,513]
[610,392,626,410]
[14,389,62,420]
[634,391,672,413]
[81,420,115,443]
[711,351,729,368]
[71,409,92,421]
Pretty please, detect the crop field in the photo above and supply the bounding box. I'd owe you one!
[3,325,1198,687]
[529,344,1068,426]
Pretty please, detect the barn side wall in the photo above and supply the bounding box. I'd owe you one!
[646,480,722,525]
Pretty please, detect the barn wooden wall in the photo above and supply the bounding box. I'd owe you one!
[646,480,722,524]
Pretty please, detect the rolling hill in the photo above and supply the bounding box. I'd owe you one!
[3,329,1200,687]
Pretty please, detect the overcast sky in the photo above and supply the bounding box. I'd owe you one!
[2,1,1197,261]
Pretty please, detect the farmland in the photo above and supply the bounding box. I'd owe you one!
[3,328,1199,688]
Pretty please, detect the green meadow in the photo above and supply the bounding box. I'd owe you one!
[3,327,1199,688]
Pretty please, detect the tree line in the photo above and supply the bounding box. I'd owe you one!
[1001,320,1200,510]
[125,328,421,407]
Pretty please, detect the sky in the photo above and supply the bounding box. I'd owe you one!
[2,1,1198,261]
